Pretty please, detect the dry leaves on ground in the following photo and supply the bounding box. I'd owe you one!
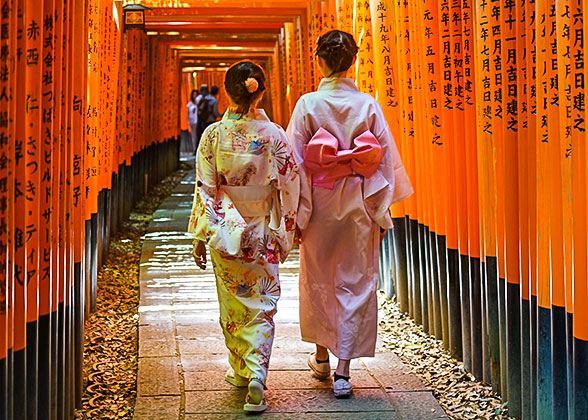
[75,164,190,420]
[378,293,513,420]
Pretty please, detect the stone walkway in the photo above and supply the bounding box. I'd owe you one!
[133,168,448,420]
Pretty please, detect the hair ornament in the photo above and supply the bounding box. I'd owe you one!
[244,77,259,93]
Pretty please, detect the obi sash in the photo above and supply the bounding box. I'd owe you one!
[303,127,384,189]
[221,185,273,218]
[208,184,285,258]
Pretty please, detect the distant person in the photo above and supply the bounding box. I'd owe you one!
[189,61,300,413]
[287,30,413,398]
[196,84,222,147]
[186,89,199,153]
[195,84,209,150]
[209,85,223,119]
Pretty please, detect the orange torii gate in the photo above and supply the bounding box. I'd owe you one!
[0,1,587,419]
[0,1,180,418]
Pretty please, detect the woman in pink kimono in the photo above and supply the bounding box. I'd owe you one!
[287,31,412,397]
[190,61,300,412]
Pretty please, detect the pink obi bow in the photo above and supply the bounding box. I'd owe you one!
[303,127,383,189]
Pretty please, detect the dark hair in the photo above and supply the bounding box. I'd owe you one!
[210,85,219,96]
[199,84,209,96]
[190,89,198,103]
[224,61,266,115]
[316,30,358,77]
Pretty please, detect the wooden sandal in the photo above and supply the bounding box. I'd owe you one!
[243,379,267,412]
[225,368,249,387]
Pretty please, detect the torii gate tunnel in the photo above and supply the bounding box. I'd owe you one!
[0,1,587,419]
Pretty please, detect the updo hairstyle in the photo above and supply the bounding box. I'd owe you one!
[224,61,266,116]
[315,30,359,77]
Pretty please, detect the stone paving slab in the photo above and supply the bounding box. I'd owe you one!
[139,310,173,326]
[133,167,446,420]
[139,338,177,358]
[137,356,180,396]
[134,396,181,419]
[185,388,395,414]
[387,391,450,419]
[185,413,400,420]
[180,353,232,372]
[175,321,223,337]
[183,369,381,392]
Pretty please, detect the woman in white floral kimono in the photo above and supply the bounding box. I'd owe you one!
[189,61,299,413]
[287,31,413,398]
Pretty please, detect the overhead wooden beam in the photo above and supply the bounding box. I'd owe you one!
[147,27,281,35]
[145,7,307,18]
[135,2,309,12]
[148,32,280,43]
[177,51,274,58]
[162,40,277,48]
[146,22,286,31]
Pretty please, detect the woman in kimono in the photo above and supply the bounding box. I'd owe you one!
[286,30,413,398]
[189,61,300,412]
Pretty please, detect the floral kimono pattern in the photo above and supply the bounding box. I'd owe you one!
[189,108,299,382]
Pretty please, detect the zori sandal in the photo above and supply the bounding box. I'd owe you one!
[333,375,353,398]
[243,378,267,413]
[225,368,249,387]
[308,352,330,379]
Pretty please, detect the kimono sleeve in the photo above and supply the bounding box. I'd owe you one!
[270,127,300,261]
[366,101,413,228]
[188,126,218,242]
[286,99,313,230]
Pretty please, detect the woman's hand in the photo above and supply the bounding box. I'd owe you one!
[192,240,207,270]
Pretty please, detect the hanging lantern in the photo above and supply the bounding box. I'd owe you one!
[122,4,152,32]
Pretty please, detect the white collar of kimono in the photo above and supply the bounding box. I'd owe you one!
[317,77,359,92]
[222,108,270,122]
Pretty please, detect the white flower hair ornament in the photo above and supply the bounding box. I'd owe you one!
[244,77,259,93]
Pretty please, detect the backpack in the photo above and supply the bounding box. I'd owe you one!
[197,96,213,123]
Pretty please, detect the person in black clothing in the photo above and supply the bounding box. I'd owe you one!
[195,84,210,150]
[195,85,222,149]
[209,85,222,120]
